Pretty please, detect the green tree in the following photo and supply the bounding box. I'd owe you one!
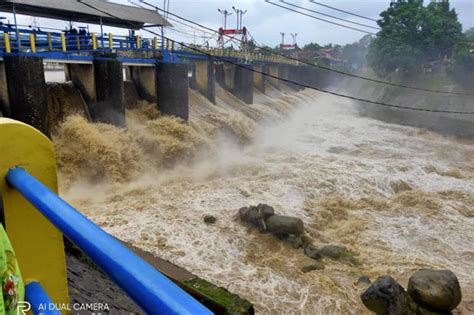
[303,42,321,51]
[342,35,374,70]
[448,28,474,89]
[368,0,462,76]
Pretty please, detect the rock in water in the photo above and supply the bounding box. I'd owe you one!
[304,244,321,260]
[407,269,462,312]
[361,276,409,315]
[203,215,217,224]
[238,204,275,232]
[301,263,325,273]
[356,276,372,287]
[255,203,276,220]
[266,215,304,236]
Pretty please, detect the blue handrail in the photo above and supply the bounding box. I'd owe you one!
[25,282,60,315]
[6,167,212,315]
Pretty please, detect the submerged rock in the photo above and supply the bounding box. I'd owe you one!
[286,235,304,249]
[318,245,359,265]
[203,215,217,224]
[301,262,325,273]
[407,269,462,312]
[356,276,372,287]
[361,276,409,315]
[266,215,304,236]
[303,244,321,260]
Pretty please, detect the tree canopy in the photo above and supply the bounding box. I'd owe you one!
[367,0,462,76]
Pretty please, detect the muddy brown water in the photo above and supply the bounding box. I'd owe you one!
[55,86,473,314]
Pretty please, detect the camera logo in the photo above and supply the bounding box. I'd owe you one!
[17,301,31,315]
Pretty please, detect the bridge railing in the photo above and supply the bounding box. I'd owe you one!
[0,28,296,64]
[0,118,212,315]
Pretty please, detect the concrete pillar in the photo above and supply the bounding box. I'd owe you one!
[191,58,215,104]
[268,65,281,90]
[3,56,49,136]
[233,64,253,104]
[93,59,125,127]
[156,62,189,121]
[0,61,10,116]
[131,66,157,103]
[253,64,267,94]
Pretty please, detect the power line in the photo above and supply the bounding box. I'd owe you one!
[138,1,473,97]
[280,0,379,30]
[78,0,474,115]
[265,0,376,35]
[309,0,378,22]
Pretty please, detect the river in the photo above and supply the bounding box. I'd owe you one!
[57,86,474,314]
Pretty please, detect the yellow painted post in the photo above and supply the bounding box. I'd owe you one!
[166,38,170,50]
[171,40,175,50]
[29,33,36,53]
[4,32,11,53]
[136,35,141,49]
[92,33,97,50]
[0,118,69,310]
[60,33,66,52]
[76,36,81,50]
[47,32,52,51]
[153,36,157,50]
[109,33,113,49]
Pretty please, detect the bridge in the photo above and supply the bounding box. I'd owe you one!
[0,25,318,136]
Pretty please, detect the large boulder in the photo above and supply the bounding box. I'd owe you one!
[361,276,409,315]
[238,204,275,232]
[266,215,304,236]
[407,269,462,312]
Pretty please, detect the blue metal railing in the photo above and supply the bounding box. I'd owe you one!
[7,167,212,315]
[25,282,60,315]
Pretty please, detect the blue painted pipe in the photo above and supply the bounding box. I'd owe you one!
[7,167,212,315]
[25,282,60,315]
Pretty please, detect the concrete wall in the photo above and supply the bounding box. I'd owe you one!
[66,64,96,105]
[131,66,157,103]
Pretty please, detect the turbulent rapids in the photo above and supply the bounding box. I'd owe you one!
[54,85,473,314]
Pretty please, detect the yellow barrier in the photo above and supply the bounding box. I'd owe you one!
[29,34,36,53]
[4,32,11,53]
[0,118,69,311]
[171,40,175,50]
[109,33,113,49]
[136,35,141,49]
[60,33,66,52]
[92,33,97,50]
[166,38,170,50]
[153,36,157,50]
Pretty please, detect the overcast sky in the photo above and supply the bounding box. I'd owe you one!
[2,0,473,47]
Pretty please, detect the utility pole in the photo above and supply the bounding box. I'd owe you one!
[280,32,285,50]
[232,6,247,29]
[218,9,232,29]
[290,33,298,46]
